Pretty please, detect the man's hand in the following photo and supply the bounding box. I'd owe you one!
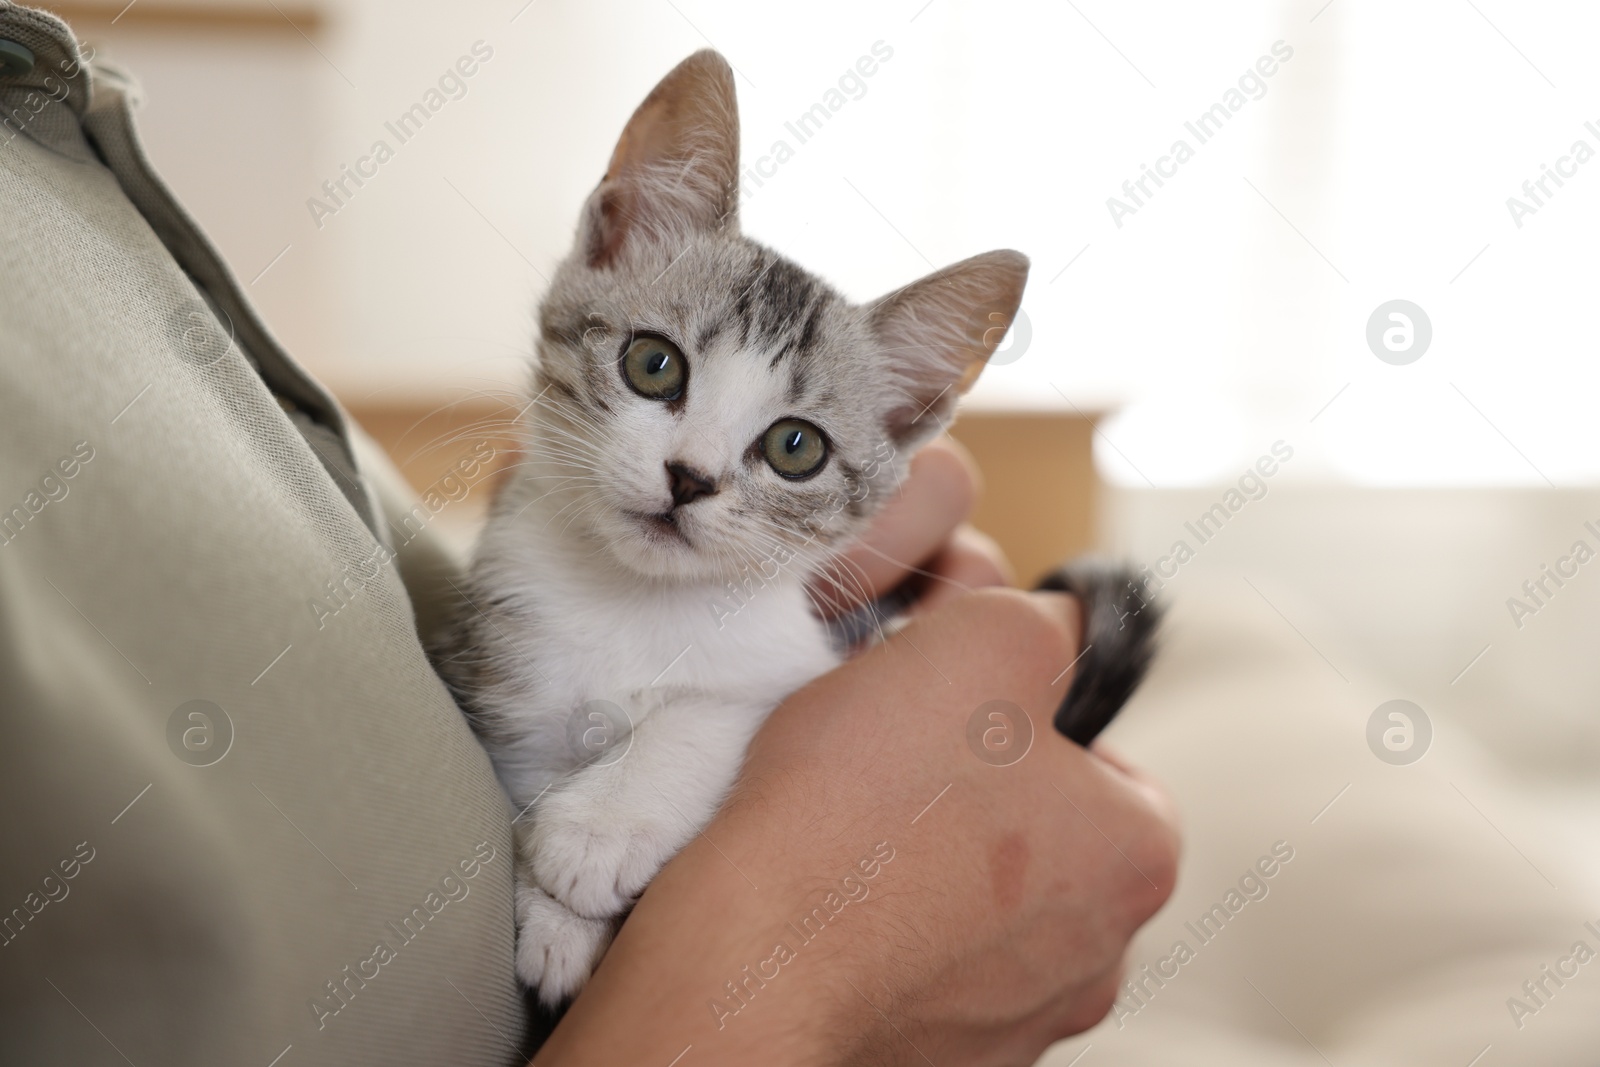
[534,440,1180,1066]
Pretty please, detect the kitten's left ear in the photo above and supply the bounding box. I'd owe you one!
[869,249,1029,445]
[582,49,741,269]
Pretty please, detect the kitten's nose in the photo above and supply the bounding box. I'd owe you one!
[665,461,717,508]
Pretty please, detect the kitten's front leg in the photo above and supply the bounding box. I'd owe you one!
[528,688,766,922]
[512,876,614,1006]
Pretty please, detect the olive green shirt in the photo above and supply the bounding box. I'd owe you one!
[0,6,539,1063]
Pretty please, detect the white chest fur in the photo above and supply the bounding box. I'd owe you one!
[469,472,842,807]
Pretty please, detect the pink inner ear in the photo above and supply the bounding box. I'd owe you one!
[581,50,741,270]
[870,249,1031,443]
[586,186,630,269]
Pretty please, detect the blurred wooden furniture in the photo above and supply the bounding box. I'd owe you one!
[947,411,1099,584]
[36,2,323,31]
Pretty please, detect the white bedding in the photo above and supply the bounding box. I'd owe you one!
[1041,486,1600,1065]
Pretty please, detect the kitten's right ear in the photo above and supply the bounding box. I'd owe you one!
[868,249,1030,447]
[582,49,741,269]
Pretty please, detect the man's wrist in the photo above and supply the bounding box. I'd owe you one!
[535,791,878,1065]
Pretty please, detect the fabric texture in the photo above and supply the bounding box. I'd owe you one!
[0,7,542,1064]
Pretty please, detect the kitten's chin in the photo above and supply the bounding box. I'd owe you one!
[597,509,720,583]
[596,508,819,587]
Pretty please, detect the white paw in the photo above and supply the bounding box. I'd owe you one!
[528,791,686,919]
[515,882,614,1006]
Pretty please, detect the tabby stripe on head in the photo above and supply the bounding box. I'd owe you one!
[770,293,828,368]
[537,372,595,413]
[756,258,817,350]
[540,312,587,352]
[574,339,616,413]
[696,318,724,354]
[787,360,808,404]
[733,251,771,347]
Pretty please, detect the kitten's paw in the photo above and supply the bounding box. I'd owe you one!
[530,794,685,918]
[515,882,614,1006]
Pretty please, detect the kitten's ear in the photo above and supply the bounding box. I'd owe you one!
[869,249,1029,445]
[582,49,740,269]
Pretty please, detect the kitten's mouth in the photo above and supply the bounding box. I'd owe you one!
[626,509,692,547]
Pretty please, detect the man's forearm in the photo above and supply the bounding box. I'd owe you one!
[532,785,875,1065]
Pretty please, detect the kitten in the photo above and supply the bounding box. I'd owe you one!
[439,49,1156,1006]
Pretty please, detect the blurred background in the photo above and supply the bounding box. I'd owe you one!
[42,0,1600,479]
[35,1,1600,1063]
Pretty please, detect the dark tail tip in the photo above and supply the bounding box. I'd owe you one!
[1034,559,1162,746]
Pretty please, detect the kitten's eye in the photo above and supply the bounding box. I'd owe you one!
[761,419,828,479]
[621,336,686,400]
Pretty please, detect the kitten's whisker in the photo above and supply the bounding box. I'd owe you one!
[517,434,607,463]
[524,415,604,451]
[528,421,609,462]
[382,387,527,453]
[730,518,889,646]
[847,539,977,598]
[519,444,605,470]
[557,499,612,540]
[520,479,605,510]
[522,483,605,508]
[790,540,892,644]
[529,395,606,428]
[815,554,880,614]
[516,462,601,487]
[541,491,608,536]
[395,426,519,468]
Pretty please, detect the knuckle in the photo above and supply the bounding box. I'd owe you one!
[1056,966,1125,1037]
[965,587,1078,668]
[953,525,1014,587]
[926,435,982,510]
[1122,820,1181,920]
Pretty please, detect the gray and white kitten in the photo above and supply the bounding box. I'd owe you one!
[441,49,1149,1006]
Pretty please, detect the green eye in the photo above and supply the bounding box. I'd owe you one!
[761,419,828,479]
[621,336,686,400]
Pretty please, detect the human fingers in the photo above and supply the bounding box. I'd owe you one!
[810,437,979,617]
[905,524,1014,616]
